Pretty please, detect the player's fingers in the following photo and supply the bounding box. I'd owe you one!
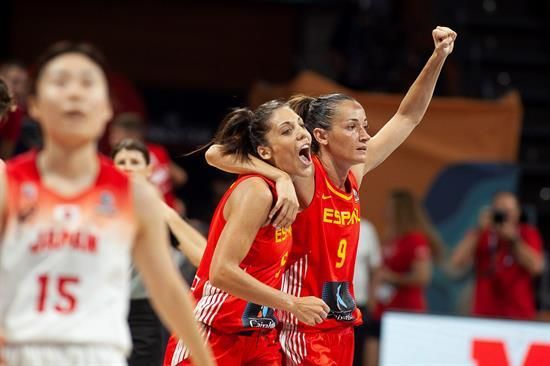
[433,29,446,39]
[272,204,289,229]
[280,205,294,228]
[268,199,284,221]
[287,205,298,226]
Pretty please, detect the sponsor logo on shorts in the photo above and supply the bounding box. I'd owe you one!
[242,303,278,329]
[321,281,356,322]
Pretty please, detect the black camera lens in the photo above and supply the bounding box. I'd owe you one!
[492,210,507,224]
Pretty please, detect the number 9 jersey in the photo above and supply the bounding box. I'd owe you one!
[280,155,362,333]
[0,151,136,355]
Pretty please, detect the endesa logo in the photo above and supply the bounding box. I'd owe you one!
[472,339,550,366]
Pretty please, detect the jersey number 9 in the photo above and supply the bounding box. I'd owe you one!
[336,239,347,268]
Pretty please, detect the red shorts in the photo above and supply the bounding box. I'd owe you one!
[280,326,354,366]
[164,326,282,366]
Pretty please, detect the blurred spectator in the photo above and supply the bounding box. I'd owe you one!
[450,206,492,315]
[0,79,12,119]
[353,219,382,366]
[108,112,188,212]
[0,61,29,159]
[449,191,544,320]
[365,189,443,366]
[0,61,29,108]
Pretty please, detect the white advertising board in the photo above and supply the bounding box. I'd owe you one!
[380,312,550,366]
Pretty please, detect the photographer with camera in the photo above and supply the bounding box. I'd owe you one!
[449,191,544,320]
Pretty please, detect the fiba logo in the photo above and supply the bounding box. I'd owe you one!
[18,182,38,222]
[21,182,38,200]
[96,191,117,215]
[353,189,359,203]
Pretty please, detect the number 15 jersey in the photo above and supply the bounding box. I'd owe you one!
[280,155,362,332]
[0,151,136,354]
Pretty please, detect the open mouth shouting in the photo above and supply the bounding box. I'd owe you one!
[298,143,312,166]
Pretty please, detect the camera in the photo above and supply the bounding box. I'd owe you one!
[492,210,507,224]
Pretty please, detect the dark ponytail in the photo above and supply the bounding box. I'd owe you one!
[212,99,287,162]
[213,108,256,162]
[288,94,315,124]
[288,93,356,153]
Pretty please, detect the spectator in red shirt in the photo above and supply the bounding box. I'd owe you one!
[108,112,188,212]
[449,191,544,320]
[0,61,29,159]
[365,189,444,366]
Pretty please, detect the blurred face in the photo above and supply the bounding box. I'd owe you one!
[257,106,313,177]
[0,65,28,104]
[315,99,370,166]
[29,53,113,149]
[492,193,520,225]
[113,148,151,177]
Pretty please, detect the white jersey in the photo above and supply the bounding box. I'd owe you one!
[0,152,137,354]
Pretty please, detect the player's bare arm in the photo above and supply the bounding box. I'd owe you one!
[210,177,329,326]
[352,26,457,181]
[131,177,215,366]
[205,144,303,228]
[161,200,206,267]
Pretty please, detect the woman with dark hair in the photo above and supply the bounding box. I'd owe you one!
[365,189,443,366]
[165,101,329,366]
[0,42,214,366]
[206,26,456,365]
[112,138,207,366]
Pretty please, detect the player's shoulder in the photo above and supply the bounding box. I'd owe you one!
[5,150,36,169]
[4,151,39,182]
[231,175,273,204]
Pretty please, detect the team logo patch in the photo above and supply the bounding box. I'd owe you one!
[53,204,81,226]
[18,182,38,221]
[241,303,277,329]
[321,281,356,322]
[96,191,117,215]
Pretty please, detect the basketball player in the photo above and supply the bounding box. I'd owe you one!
[165,101,330,366]
[205,26,456,365]
[0,42,214,366]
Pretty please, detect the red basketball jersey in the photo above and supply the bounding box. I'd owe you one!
[191,175,292,333]
[280,156,361,332]
[147,143,176,208]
